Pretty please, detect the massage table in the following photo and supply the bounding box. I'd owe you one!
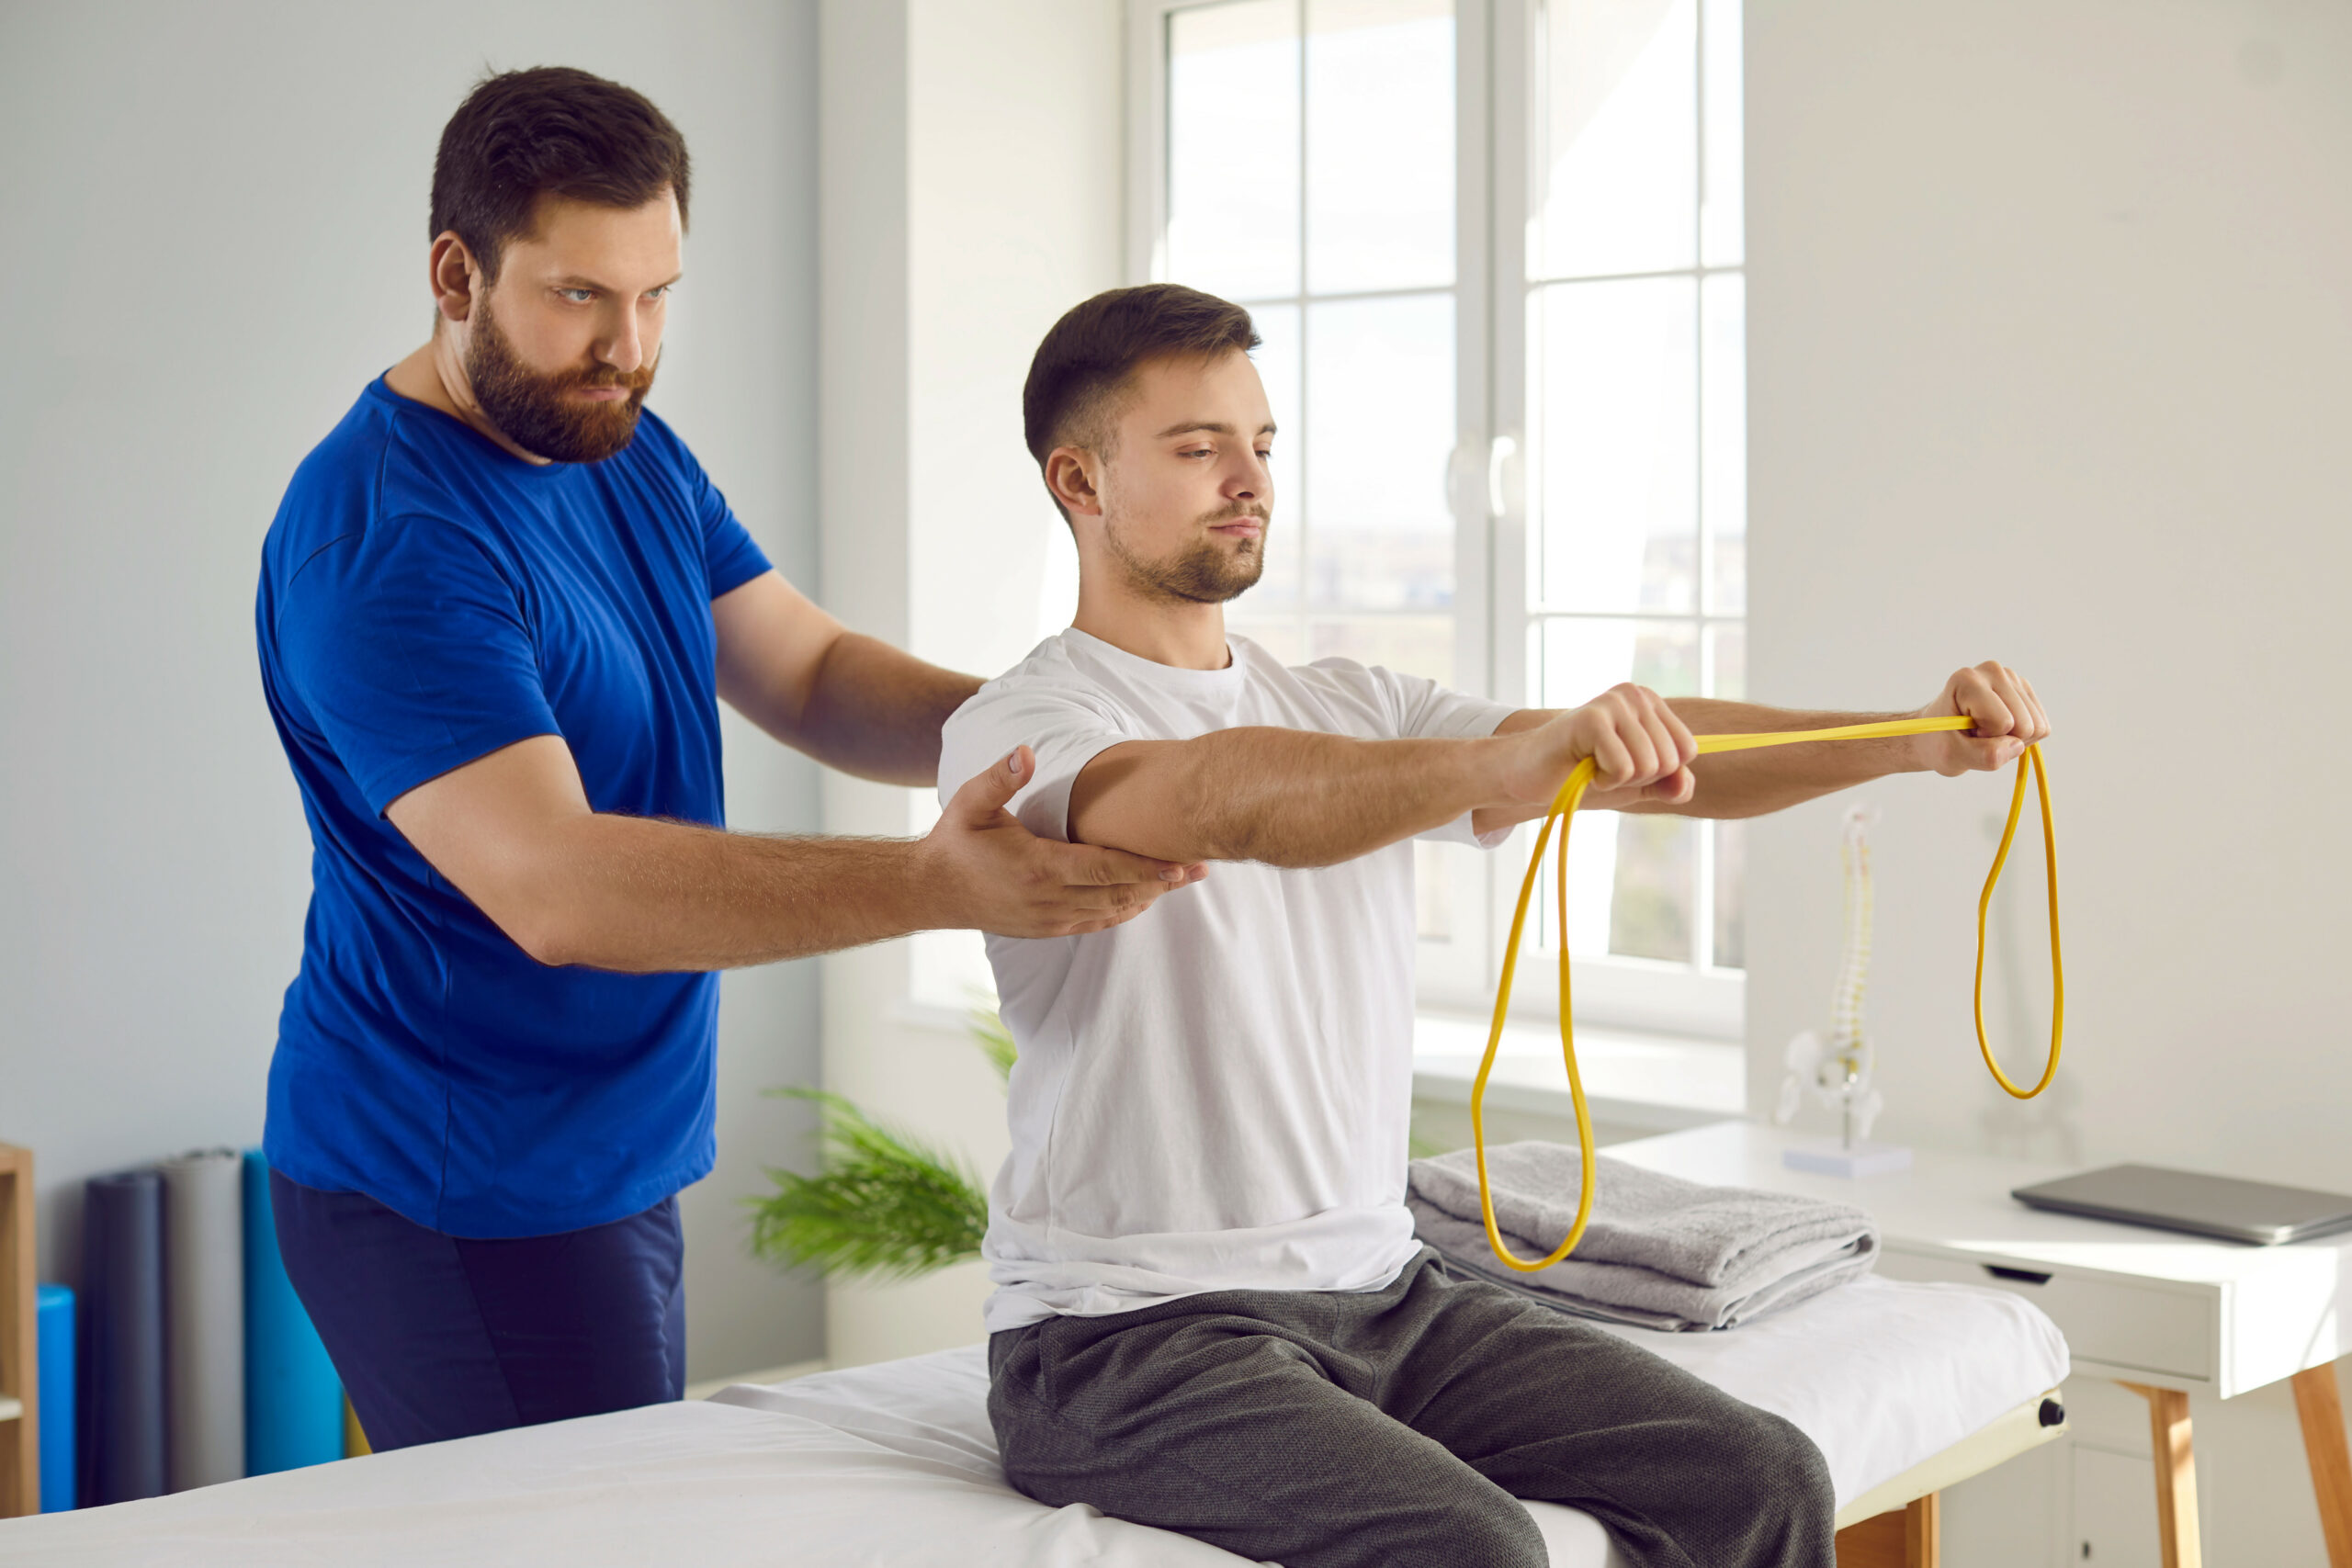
[0,1273,2066,1567]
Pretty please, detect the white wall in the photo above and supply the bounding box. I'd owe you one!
[0,0,828,1382]
[817,0,1124,1367]
[1746,3,2352,1558]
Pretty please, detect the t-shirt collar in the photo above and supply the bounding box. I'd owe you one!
[369,374,578,479]
[1061,626,1246,694]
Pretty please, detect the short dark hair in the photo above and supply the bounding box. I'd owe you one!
[1023,285,1261,511]
[430,66,690,280]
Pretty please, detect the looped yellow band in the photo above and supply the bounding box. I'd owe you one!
[1469,715,2062,1273]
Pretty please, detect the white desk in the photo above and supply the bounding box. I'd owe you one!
[1608,1122,2352,1568]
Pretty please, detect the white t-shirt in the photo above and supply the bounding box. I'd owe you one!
[939,628,1516,1332]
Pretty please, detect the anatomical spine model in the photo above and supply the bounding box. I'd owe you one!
[1774,805,1884,1148]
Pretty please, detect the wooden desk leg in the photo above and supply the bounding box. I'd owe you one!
[2291,1362,2352,1568]
[1831,1495,1938,1568]
[2120,1382,2203,1568]
[1905,1492,1940,1568]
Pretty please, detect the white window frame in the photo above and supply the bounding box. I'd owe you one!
[1127,0,1743,1042]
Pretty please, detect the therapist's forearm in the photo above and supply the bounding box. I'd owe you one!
[1072,728,1499,868]
[797,633,981,787]
[509,814,933,972]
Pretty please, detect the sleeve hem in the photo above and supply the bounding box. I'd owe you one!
[359,722,565,818]
[1038,733,1135,843]
[1420,699,1521,742]
[707,553,773,603]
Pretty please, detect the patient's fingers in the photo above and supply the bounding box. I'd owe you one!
[1635,703,1685,784]
[2016,670,2052,744]
[1644,766,1698,805]
[1618,708,1662,784]
[1589,725,1636,791]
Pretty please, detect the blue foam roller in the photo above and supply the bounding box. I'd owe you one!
[37,1283,75,1512]
[241,1150,344,1474]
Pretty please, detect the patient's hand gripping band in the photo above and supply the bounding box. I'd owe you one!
[1469,716,2062,1272]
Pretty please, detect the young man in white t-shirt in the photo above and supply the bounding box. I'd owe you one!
[939,285,2052,1568]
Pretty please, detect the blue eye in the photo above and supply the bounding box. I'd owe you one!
[559,288,594,303]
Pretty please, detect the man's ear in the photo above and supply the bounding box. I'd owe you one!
[427,231,483,325]
[1045,446,1104,519]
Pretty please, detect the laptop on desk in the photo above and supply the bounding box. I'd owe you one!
[2012,1164,2352,1246]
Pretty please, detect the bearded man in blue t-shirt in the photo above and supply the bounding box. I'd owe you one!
[254,66,1201,1452]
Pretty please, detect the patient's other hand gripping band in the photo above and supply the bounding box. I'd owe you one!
[1469,716,2062,1273]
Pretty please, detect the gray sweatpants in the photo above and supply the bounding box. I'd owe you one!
[988,1247,1836,1568]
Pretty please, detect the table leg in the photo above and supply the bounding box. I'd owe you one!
[1904,1491,1939,1568]
[2290,1362,2352,1568]
[2119,1382,2202,1568]
[1830,1494,1938,1568]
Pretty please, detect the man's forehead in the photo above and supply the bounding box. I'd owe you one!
[1121,349,1273,432]
[507,190,682,269]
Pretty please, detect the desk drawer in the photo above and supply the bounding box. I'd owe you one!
[1879,1249,2212,1381]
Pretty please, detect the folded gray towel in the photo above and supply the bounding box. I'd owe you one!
[1408,1141,1879,1332]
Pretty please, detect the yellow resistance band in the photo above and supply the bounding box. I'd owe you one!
[1469,715,2062,1273]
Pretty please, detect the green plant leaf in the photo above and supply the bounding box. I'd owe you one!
[968,1004,1017,1083]
[746,1089,988,1281]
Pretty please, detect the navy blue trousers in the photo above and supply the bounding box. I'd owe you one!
[271,1171,685,1451]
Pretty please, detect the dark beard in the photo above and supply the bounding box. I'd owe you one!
[1107,509,1269,604]
[465,298,657,464]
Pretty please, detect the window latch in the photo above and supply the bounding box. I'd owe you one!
[1487,435,1518,521]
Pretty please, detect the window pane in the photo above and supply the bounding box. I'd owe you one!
[1538,0,1697,280]
[1306,292,1455,611]
[1538,616,1698,964]
[1703,620,1743,701]
[1169,0,1302,299]
[1700,0,1743,267]
[1306,0,1455,294]
[1309,615,1454,687]
[1702,272,1745,615]
[1539,615,1698,705]
[1609,812,1695,962]
[1534,276,1697,614]
[1244,302,1304,611]
[1711,818,1745,968]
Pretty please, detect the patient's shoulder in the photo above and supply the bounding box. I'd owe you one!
[939,635,1136,801]
[955,635,1125,721]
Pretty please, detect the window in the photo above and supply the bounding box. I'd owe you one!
[1136,0,1746,1037]
[1514,0,1747,1033]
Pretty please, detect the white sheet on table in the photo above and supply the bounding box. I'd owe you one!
[0,1275,2064,1568]
[715,1274,2064,1568]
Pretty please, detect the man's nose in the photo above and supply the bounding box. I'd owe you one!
[1229,452,1268,501]
[600,311,645,374]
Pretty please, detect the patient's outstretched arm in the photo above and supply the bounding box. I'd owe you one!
[1476,660,2053,829]
[1069,684,1696,867]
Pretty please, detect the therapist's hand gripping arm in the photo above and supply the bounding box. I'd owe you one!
[1067,685,1697,869]
[386,737,1201,972]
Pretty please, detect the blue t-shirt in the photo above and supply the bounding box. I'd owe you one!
[254,378,773,1237]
